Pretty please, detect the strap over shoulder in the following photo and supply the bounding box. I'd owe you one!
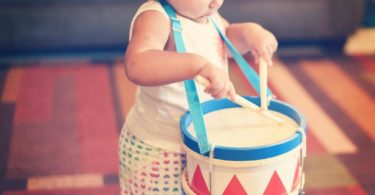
[159,0,274,155]
[160,0,211,155]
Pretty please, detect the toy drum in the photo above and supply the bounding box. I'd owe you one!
[180,96,307,195]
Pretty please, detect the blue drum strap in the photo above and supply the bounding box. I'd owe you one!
[160,1,210,154]
[210,19,273,97]
[160,0,274,154]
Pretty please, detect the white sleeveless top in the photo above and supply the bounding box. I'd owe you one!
[125,1,228,153]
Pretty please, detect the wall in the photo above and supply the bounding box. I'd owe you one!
[0,0,364,53]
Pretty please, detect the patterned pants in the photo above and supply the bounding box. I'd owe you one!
[119,127,186,195]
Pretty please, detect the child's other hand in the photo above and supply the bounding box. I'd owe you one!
[246,25,278,67]
[198,62,236,100]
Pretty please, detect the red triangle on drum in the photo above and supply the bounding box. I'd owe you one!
[191,165,210,195]
[263,171,287,195]
[291,159,300,192]
[222,175,247,195]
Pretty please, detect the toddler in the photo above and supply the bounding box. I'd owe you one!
[120,0,277,194]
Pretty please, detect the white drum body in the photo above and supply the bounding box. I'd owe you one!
[180,97,307,195]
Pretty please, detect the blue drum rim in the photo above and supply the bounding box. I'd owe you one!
[180,96,307,161]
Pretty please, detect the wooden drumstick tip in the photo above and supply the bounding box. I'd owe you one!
[261,110,284,125]
[235,95,283,125]
[195,75,283,124]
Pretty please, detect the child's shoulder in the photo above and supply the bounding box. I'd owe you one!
[134,1,169,20]
[138,1,165,13]
[129,1,170,39]
[140,0,162,7]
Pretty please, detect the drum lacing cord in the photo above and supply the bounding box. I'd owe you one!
[209,143,216,195]
[297,128,306,194]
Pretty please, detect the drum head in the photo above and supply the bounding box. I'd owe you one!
[180,96,307,161]
[187,107,298,147]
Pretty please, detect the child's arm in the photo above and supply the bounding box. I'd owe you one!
[220,17,278,66]
[125,11,235,99]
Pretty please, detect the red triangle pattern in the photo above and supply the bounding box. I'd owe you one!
[222,175,248,195]
[291,159,300,192]
[191,165,210,195]
[263,171,287,195]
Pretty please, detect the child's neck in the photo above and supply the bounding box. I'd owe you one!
[178,13,210,24]
[192,16,209,24]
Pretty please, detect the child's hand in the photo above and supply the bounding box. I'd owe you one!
[246,25,278,67]
[198,61,236,100]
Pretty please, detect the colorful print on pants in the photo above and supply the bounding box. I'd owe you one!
[119,127,186,195]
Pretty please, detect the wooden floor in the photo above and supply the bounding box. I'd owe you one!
[0,48,374,194]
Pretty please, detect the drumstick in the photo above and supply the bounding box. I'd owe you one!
[194,75,283,123]
[259,58,268,111]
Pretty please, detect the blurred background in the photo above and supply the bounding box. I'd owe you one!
[0,0,374,194]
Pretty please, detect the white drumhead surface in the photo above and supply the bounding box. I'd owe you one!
[187,108,299,147]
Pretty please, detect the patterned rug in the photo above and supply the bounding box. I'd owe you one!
[0,48,374,195]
